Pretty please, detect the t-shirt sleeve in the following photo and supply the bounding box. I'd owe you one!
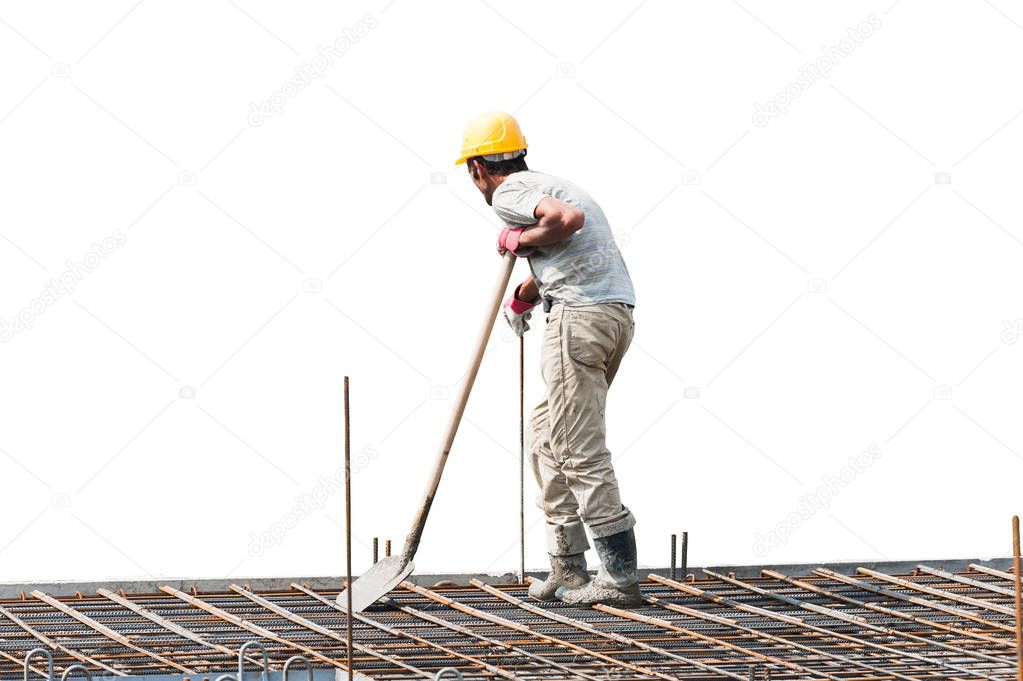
[492,181,548,227]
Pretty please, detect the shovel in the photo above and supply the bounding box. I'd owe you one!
[338,252,517,611]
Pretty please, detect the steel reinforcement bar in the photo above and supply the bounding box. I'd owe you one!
[1,563,1018,680]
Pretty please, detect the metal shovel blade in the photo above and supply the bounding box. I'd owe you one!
[336,555,415,612]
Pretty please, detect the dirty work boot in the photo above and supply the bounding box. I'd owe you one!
[557,529,642,607]
[528,553,590,601]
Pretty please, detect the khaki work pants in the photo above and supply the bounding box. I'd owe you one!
[528,303,637,556]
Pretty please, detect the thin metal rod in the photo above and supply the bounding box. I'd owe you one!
[650,574,931,681]
[645,593,893,680]
[159,586,337,671]
[291,583,496,678]
[0,603,124,676]
[704,569,1002,680]
[971,562,1018,581]
[1014,515,1022,681]
[518,335,525,584]
[817,566,1016,633]
[471,579,748,681]
[235,585,434,679]
[599,601,841,681]
[3,650,47,680]
[403,581,691,681]
[372,538,378,565]
[97,588,235,657]
[858,565,1016,615]
[287,585,434,678]
[761,569,1015,657]
[670,534,676,580]
[680,530,688,577]
[31,590,192,673]
[916,563,1017,596]
[343,376,353,677]
[376,595,602,681]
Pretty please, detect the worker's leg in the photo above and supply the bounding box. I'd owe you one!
[545,304,635,536]
[544,303,641,606]
[526,397,590,600]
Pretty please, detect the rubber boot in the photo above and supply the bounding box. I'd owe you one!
[557,529,642,607]
[527,553,589,601]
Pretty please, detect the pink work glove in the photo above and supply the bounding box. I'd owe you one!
[497,227,534,257]
[503,285,537,336]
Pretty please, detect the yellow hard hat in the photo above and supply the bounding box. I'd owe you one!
[455,111,527,165]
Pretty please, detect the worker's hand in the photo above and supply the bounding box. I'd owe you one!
[503,286,537,336]
[497,227,535,257]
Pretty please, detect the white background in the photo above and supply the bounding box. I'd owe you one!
[1,0,1021,584]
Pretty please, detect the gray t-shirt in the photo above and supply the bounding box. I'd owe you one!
[491,171,635,307]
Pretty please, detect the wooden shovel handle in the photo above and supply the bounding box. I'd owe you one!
[400,252,517,564]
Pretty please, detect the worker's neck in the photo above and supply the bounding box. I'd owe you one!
[484,173,508,205]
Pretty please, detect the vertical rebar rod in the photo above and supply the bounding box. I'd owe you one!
[518,335,525,584]
[1014,515,1022,681]
[385,539,391,557]
[372,537,378,565]
[343,376,353,677]
[670,534,677,580]
[680,531,688,577]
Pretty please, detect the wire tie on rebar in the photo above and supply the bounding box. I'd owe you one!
[434,669,463,680]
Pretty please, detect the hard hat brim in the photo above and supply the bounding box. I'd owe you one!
[454,143,527,166]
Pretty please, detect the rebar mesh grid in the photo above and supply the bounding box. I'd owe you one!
[1,563,1019,680]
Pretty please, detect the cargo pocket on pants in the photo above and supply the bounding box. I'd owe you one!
[565,311,617,369]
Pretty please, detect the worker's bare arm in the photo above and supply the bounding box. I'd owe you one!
[516,197,584,248]
[516,275,539,302]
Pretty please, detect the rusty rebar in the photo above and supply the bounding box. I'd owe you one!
[5,565,1023,680]
[652,573,939,681]
[858,565,1016,615]
[817,566,1016,633]
[518,335,525,585]
[472,579,748,680]
[918,563,1016,596]
[239,585,433,678]
[1014,515,1022,681]
[704,569,999,679]
[762,568,1013,662]
[31,591,191,673]
[670,534,676,580]
[343,376,353,677]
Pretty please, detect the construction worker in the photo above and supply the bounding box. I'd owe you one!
[457,112,641,607]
